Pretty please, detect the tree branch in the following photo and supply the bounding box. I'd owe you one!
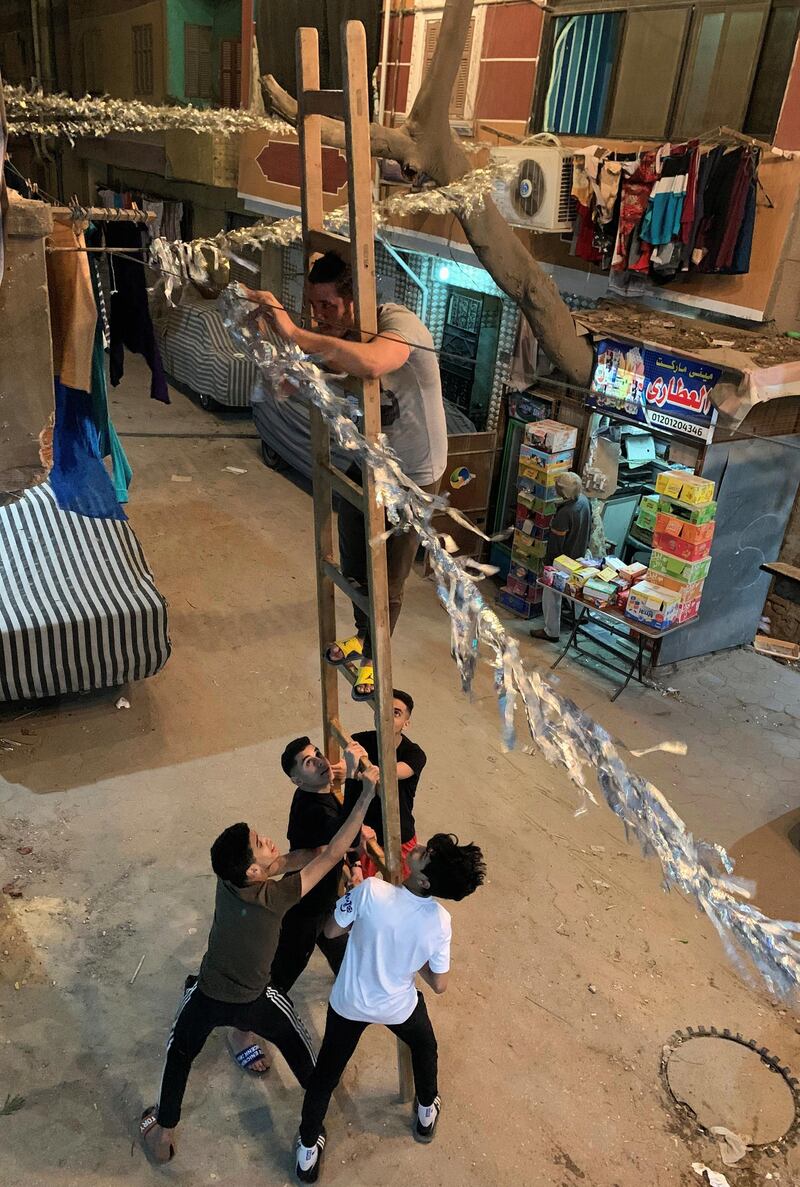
[262,73,414,165]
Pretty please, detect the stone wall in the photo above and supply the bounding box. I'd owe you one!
[767,489,800,642]
[0,193,54,501]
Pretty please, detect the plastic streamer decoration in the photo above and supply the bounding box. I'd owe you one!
[4,85,294,140]
[150,161,517,295]
[219,281,800,1003]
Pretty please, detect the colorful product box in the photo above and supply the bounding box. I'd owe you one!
[656,496,717,525]
[554,555,584,577]
[635,508,657,534]
[651,530,712,563]
[677,595,702,624]
[625,581,681,630]
[646,570,705,600]
[513,533,547,561]
[655,471,715,506]
[654,511,715,547]
[520,444,574,469]
[582,578,617,607]
[524,419,578,453]
[518,460,561,490]
[619,561,648,584]
[509,561,540,586]
[516,487,558,517]
[498,588,541,618]
[649,548,712,585]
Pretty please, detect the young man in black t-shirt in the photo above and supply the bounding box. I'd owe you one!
[344,689,426,879]
[264,736,367,1001]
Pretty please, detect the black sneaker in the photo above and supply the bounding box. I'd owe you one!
[295,1128,326,1183]
[413,1095,441,1144]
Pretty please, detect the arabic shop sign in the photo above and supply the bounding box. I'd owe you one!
[589,338,720,441]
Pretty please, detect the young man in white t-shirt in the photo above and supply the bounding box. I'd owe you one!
[293,833,486,1183]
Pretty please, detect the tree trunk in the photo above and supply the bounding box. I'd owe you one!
[262,0,594,387]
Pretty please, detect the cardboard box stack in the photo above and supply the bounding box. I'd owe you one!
[498,420,578,618]
[626,471,716,629]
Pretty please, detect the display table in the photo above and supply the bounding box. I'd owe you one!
[537,583,686,701]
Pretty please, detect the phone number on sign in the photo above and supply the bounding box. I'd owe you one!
[647,411,713,440]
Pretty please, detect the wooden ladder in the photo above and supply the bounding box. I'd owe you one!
[296,20,413,1099]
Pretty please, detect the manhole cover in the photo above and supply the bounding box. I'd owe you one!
[661,1027,800,1155]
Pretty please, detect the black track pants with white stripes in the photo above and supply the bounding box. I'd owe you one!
[299,993,438,1147]
[156,980,316,1128]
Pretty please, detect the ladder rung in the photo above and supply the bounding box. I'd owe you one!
[307,228,351,261]
[322,559,370,615]
[323,462,363,509]
[302,89,344,118]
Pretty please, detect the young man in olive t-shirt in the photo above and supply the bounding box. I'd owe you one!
[139,749,378,1165]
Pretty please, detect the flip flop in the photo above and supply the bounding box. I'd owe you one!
[325,636,363,666]
[139,1107,175,1164]
[351,659,374,702]
[227,1035,270,1077]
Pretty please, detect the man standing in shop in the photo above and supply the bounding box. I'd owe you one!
[245,252,447,701]
[531,471,591,643]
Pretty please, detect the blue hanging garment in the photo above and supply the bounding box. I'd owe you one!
[50,380,127,521]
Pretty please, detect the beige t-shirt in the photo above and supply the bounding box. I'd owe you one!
[377,304,447,486]
[198,872,301,1003]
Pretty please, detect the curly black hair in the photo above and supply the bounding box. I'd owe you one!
[423,833,486,902]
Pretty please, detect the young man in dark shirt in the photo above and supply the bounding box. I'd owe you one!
[138,749,378,1166]
[344,689,426,879]
[266,735,368,999]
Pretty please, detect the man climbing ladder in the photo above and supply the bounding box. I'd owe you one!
[248,248,447,701]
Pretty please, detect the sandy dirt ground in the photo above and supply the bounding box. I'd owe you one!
[2,361,800,1187]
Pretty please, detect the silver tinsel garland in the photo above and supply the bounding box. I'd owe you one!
[219,281,800,1003]
[5,85,294,140]
[150,160,517,297]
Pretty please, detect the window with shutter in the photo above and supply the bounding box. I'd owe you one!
[184,23,213,101]
[83,28,102,94]
[132,24,153,96]
[422,16,475,119]
[220,38,242,108]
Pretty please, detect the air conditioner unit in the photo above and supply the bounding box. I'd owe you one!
[490,146,576,233]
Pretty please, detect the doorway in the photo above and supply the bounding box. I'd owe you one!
[438,286,502,429]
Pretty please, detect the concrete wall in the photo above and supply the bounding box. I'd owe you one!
[767,492,800,642]
[165,0,239,103]
[67,0,167,100]
[0,195,55,498]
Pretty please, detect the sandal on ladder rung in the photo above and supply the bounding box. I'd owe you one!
[351,659,374,702]
[325,635,363,667]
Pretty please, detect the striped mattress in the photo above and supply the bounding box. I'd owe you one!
[156,296,258,408]
[0,483,170,702]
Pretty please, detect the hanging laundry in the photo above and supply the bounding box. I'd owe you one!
[49,381,127,521]
[640,145,692,247]
[91,221,170,403]
[45,219,98,394]
[713,149,757,272]
[143,198,164,240]
[612,150,660,271]
[88,257,132,503]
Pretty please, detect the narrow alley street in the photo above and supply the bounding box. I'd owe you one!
[2,363,800,1187]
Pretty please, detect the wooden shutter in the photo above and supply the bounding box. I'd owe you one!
[220,38,242,108]
[185,23,213,100]
[423,17,475,118]
[83,29,102,94]
[132,24,153,96]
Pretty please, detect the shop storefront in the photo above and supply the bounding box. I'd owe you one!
[493,305,800,668]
